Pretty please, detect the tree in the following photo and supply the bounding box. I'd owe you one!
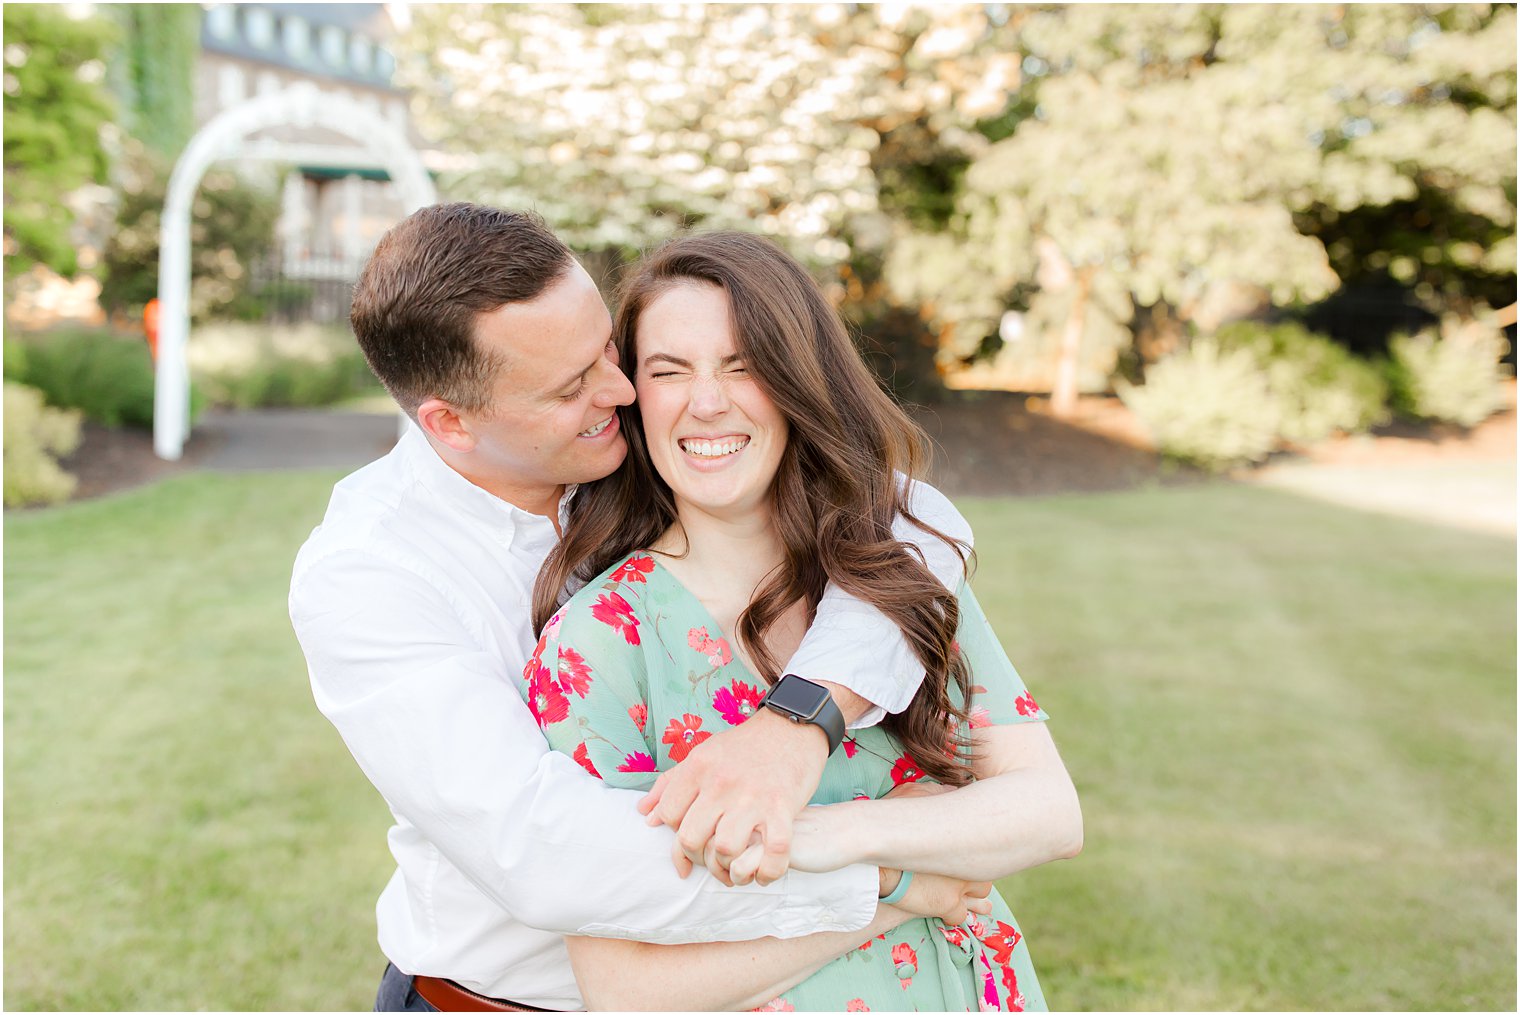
[103,4,199,158]
[885,4,1516,415]
[2,4,117,280]
[98,148,280,324]
[396,4,1023,265]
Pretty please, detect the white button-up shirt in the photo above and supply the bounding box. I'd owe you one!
[289,425,972,1009]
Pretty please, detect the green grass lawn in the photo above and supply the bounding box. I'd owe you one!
[5,473,1514,1010]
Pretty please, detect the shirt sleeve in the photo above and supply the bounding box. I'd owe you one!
[784,476,974,727]
[290,547,877,944]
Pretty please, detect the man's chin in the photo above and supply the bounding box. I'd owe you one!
[567,434,629,485]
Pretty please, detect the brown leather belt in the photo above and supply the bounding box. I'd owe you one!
[412,974,563,1012]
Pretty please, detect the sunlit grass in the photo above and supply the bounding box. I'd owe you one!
[5,475,1514,1010]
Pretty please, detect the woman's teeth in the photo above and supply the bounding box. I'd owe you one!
[680,436,750,458]
[580,416,613,438]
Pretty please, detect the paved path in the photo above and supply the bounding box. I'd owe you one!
[194,408,402,471]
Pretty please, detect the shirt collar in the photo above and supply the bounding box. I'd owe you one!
[396,423,562,549]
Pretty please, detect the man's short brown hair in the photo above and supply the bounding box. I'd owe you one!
[350,203,574,416]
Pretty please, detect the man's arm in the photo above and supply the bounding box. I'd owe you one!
[289,546,877,944]
[639,479,973,884]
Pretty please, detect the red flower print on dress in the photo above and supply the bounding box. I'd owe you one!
[556,647,593,698]
[1014,692,1040,717]
[856,932,887,951]
[980,920,1023,966]
[977,952,1000,1012]
[542,608,565,641]
[662,713,712,762]
[891,941,918,988]
[525,665,569,727]
[572,742,600,778]
[591,592,641,645]
[617,751,656,773]
[890,753,925,785]
[610,555,656,584]
[968,704,992,729]
[846,1001,870,1012]
[1001,963,1026,1011]
[685,625,732,667]
[713,680,763,725]
[752,999,795,1012]
[628,702,648,733]
[842,737,858,758]
[941,924,969,949]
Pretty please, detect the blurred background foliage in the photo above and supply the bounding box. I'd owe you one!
[395,2,1515,470]
[1,2,1515,490]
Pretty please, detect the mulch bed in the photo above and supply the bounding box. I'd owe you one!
[57,421,219,501]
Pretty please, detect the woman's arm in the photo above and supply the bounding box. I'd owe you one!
[789,721,1083,882]
[567,905,904,1012]
[566,871,993,1011]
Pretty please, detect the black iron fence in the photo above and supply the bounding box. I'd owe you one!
[248,253,366,326]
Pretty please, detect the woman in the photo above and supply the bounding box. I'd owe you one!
[521,232,1082,1011]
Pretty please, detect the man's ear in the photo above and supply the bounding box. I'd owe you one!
[416,397,477,453]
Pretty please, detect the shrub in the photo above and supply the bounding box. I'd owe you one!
[186,321,385,409]
[1118,338,1281,472]
[1216,320,1389,445]
[98,147,279,324]
[197,349,382,409]
[4,337,28,381]
[9,328,205,429]
[1387,318,1512,428]
[4,382,82,507]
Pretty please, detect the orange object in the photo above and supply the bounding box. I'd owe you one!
[143,298,160,361]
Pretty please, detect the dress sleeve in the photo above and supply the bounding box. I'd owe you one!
[522,589,660,791]
[954,581,1050,727]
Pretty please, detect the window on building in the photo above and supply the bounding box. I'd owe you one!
[319,25,345,68]
[217,63,245,107]
[375,48,395,79]
[245,7,274,49]
[349,35,372,75]
[206,5,237,41]
[282,15,310,61]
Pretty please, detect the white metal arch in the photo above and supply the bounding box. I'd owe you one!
[154,82,437,459]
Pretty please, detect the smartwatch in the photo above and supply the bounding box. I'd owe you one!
[758,674,847,755]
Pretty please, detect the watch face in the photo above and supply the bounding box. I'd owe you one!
[767,676,828,718]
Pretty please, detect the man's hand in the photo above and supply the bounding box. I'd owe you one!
[639,708,829,886]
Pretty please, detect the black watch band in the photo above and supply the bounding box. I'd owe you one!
[758,674,847,755]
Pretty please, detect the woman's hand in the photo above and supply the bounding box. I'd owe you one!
[880,867,994,926]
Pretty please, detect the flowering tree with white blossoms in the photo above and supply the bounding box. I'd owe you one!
[397,3,1021,267]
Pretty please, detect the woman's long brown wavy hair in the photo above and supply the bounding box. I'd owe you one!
[533,232,977,784]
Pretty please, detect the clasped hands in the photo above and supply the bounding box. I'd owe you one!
[637,709,992,925]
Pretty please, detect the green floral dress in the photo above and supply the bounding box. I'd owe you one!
[519,553,1050,1012]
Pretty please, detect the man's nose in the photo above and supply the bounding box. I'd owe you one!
[688,373,730,418]
[592,356,636,408]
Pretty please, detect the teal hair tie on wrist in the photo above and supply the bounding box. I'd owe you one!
[879,870,913,906]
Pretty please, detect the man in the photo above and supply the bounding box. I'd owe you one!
[289,203,974,1011]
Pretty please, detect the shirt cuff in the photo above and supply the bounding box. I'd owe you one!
[848,705,886,730]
